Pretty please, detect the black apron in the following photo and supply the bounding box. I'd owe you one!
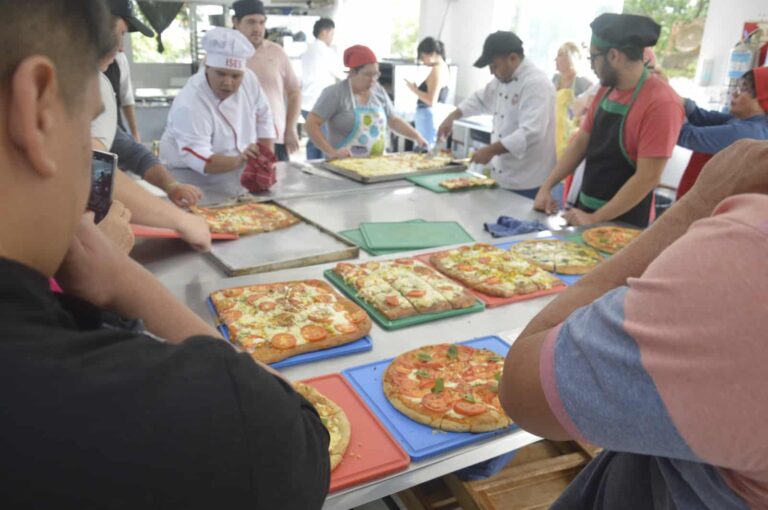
[578,69,652,227]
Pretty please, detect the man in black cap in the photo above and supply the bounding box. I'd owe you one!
[534,13,684,227]
[104,0,152,142]
[438,31,556,198]
[233,0,301,162]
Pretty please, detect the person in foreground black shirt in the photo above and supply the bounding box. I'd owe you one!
[0,1,329,508]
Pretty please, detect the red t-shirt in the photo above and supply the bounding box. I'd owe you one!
[581,75,684,162]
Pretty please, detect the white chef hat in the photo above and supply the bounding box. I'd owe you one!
[202,27,254,71]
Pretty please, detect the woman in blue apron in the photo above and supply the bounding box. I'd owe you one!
[304,45,427,160]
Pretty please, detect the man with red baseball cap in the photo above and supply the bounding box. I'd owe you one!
[676,67,768,198]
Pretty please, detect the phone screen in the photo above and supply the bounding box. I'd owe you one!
[87,150,117,224]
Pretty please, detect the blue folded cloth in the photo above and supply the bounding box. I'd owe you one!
[484,216,547,238]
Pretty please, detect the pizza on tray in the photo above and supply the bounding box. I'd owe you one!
[330,153,454,177]
[190,203,299,235]
[384,344,512,433]
[439,176,497,190]
[507,239,603,275]
[429,243,563,297]
[331,258,476,320]
[581,226,642,254]
[294,382,351,471]
[210,280,372,364]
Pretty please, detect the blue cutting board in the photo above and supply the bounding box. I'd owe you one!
[342,335,518,461]
[494,235,599,286]
[206,297,373,370]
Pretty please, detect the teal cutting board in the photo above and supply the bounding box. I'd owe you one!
[406,172,496,193]
[359,221,474,250]
[338,219,426,256]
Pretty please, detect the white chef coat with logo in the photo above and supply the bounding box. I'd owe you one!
[159,68,274,198]
[458,59,556,190]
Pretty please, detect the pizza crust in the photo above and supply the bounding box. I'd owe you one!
[294,382,351,471]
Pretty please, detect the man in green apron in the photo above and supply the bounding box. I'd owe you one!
[534,13,684,228]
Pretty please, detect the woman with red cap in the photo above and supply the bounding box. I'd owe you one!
[305,45,428,159]
[675,67,768,198]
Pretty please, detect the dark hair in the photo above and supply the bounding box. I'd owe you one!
[738,70,756,96]
[617,45,644,62]
[313,17,335,38]
[417,37,446,59]
[0,0,113,108]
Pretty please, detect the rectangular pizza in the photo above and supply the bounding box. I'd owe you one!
[331,258,477,320]
[330,153,454,177]
[210,280,372,364]
[429,243,563,297]
[191,203,300,235]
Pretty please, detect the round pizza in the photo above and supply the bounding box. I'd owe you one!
[383,344,512,433]
[294,382,351,471]
[508,239,603,275]
[582,226,642,254]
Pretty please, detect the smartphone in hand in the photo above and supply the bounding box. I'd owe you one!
[87,150,117,224]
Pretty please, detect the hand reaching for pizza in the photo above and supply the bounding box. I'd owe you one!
[327,148,351,160]
[174,213,212,252]
[166,182,203,208]
[563,208,596,226]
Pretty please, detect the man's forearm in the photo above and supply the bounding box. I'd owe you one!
[143,164,177,193]
[591,172,659,222]
[114,171,188,227]
[122,105,141,141]
[286,90,301,129]
[204,154,243,174]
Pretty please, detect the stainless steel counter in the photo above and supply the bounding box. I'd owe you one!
[136,183,565,509]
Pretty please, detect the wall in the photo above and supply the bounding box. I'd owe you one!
[695,0,768,86]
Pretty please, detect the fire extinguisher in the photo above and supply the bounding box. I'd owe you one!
[724,39,756,112]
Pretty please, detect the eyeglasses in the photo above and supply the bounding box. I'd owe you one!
[733,83,755,97]
[588,51,606,62]
[358,71,381,79]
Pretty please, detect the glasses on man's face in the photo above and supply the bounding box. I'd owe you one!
[733,83,754,97]
[359,71,381,80]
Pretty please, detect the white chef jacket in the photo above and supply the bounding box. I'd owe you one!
[91,73,117,150]
[301,40,344,112]
[160,68,274,198]
[458,59,556,190]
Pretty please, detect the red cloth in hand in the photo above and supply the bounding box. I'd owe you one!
[241,143,277,192]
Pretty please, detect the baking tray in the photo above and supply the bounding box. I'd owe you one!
[206,297,372,369]
[406,172,497,193]
[318,158,466,184]
[359,221,474,251]
[342,335,517,462]
[299,374,410,492]
[323,269,485,331]
[414,249,566,308]
[338,219,426,256]
[205,201,359,276]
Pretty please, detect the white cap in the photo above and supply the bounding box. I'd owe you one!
[202,27,254,71]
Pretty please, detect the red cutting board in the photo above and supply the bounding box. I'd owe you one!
[300,374,410,493]
[414,250,566,308]
[130,224,239,240]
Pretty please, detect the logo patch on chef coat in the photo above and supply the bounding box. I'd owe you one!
[511,93,520,105]
[226,58,243,69]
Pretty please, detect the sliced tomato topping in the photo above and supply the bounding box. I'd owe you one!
[454,400,488,416]
[483,276,501,284]
[314,293,334,303]
[222,288,244,298]
[421,392,452,413]
[221,309,243,322]
[258,301,277,311]
[478,257,492,264]
[406,289,426,298]
[385,295,400,307]
[335,322,358,334]
[308,309,333,323]
[301,324,328,342]
[395,258,414,265]
[457,263,474,272]
[418,377,436,389]
[413,266,432,275]
[346,309,368,323]
[227,325,238,338]
[216,298,237,311]
[270,333,297,350]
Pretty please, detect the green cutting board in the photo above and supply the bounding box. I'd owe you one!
[406,171,496,193]
[359,221,474,251]
[338,219,426,256]
[323,270,485,330]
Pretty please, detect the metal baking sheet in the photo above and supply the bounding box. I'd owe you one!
[318,159,466,184]
[206,202,359,276]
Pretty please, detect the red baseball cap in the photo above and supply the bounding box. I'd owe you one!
[754,67,768,112]
[343,45,377,69]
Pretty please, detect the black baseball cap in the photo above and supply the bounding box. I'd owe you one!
[233,0,266,19]
[474,31,524,68]
[590,13,660,50]
[106,0,154,38]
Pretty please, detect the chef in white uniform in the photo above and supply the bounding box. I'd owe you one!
[160,27,275,201]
